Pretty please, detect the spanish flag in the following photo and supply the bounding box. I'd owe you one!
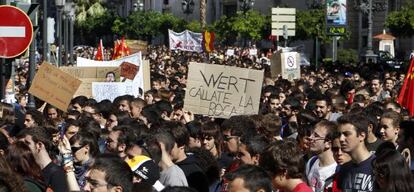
[95,39,104,61]
[398,58,414,116]
[203,31,215,53]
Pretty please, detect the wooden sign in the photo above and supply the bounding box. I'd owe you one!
[29,63,81,111]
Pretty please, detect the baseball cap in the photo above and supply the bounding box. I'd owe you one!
[126,155,165,191]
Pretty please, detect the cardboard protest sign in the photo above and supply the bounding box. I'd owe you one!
[271,51,301,81]
[120,62,139,80]
[184,62,264,118]
[92,82,138,102]
[76,53,148,98]
[29,63,81,111]
[143,60,151,92]
[125,39,148,55]
[60,67,119,97]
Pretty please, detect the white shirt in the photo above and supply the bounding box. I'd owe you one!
[306,157,337,192]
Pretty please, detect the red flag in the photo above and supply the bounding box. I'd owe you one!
[112,40,121,60]
[95,39,104,61]
[113,37,131,59]
[397,59,414,116]
[119,37,130,57]
[203,31,214,53]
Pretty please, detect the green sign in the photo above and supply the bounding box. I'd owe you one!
[327,26,346,36]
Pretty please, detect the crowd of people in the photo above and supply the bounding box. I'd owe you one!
[0,44,413,192]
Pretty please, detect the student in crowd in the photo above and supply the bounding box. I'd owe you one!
[260,139,313,192]
[17,127,69,192]
[83,154,133,192]
[225,165,273,192]
[372,142,414,192]
[379,111,400,147]
[305,120,337,192]
[337,113,375,192]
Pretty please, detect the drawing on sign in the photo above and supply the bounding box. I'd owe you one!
[287,56,295,68]
[120,61,139,80]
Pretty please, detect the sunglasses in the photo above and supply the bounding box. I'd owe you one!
[223,135,238,141]
[71,145,85,153]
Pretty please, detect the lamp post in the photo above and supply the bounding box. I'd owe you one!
[181,0,194,15]
[133,0,144,12]
[68,2,75,65]
[239,0,255,13]
[42,0,47,62]
[239,0,255,47]
[28,0,39,108]
[55,0,65,67]
[63,2,72,66]
[359,0,388,63]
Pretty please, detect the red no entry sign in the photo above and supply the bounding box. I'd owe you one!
[0,5,33,58]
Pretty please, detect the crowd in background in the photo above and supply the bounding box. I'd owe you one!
[0,45,413,192]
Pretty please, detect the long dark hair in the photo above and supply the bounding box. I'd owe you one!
[6,141,44,183]
[373,142,414,192]
[200,121,223,158]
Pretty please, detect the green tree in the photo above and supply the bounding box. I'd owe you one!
[212,15,236,44]
[75,2,116,44]
[231,10,266,41]
[337,49,358,65]
[212,10,266,44]
[124,11,185,41]
[385,4,414,37]
[294,8,329,42]
[186,20,203,33]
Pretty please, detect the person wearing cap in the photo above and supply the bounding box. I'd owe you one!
[126,155,165,192]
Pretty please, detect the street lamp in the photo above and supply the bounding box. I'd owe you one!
[359,0,387,63]
[55,0,65,67]
[133,0,144,12]
[63,2,70,66]
[239,0,255,13]
[181,0,194,15]
[68,2,75,65]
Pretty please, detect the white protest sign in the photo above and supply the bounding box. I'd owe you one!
[76,53,148,98]
[226,49,234,56]
[92,82,138,102]
[271,51,301,81]
[169,29,203,53]
[283,52,298,70]
[184,62,264,118]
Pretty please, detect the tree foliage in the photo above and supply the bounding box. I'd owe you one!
[75,2,116,44]
[294,8,329,42]
[337,49,358,65]
[231,10,266,41]
[186,20,203,33]
[212,10,267,44]
[385,4,414,37]
[212,15,236,44]
[116,11,186,41]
